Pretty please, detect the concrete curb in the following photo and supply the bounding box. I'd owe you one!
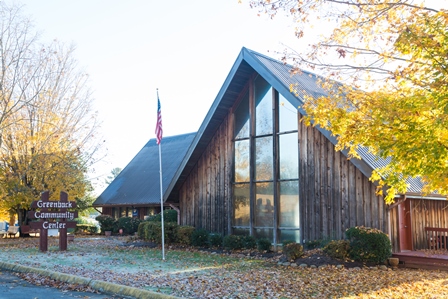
[0,261,180,299]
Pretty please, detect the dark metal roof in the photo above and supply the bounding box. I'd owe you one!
[93,132,196,207]
[251,49,432,195]
[165,47,358,198]
[356,146,432,195]
[166,47,431,198]
[96,47,435,207]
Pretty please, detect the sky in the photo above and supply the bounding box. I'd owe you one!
[15,0,299,194]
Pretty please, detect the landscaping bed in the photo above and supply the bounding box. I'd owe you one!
[1,236,448,298]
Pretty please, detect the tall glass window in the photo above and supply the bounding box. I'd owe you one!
[255,76,272,135]
[233,75,300,244]
[255,137,273,181]
[234,91,250,139]
[279,94,298,132]
[255,182,274,227]
[233,184,250,226]
[279,133,298,180]
[235,140,250,182]
[279,181,300,227]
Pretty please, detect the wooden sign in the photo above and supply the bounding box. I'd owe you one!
[29,191,77,252]
[30,221,77,230]
[28,211,78,221]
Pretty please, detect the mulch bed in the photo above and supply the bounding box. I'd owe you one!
[291,249,370,268]
[122,240,378,269]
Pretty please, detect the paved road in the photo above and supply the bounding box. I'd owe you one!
[0,270,133,299]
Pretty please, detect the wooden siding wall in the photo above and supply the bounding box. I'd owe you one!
[178,110,389,241]
[389,206,399,252]
[179,115,233,235]
[298,114,388,242]
[408,198,448,250]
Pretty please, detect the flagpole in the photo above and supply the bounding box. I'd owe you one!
[158,140,165,260]
[155,88,165,260]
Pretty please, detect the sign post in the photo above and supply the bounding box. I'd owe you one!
[29,191,77,252]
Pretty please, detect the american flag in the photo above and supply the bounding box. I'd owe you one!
[155,96,163,144]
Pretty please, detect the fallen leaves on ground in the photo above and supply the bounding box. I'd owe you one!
[1,237,448,298]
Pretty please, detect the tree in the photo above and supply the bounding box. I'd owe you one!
[0,2,103,226]
[246,0,446,203]
[0,3,49,139]
[105,167,122,185]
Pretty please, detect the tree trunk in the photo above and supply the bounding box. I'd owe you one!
[17,207,30,237]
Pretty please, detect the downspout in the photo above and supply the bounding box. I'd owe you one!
[169,204,180,225]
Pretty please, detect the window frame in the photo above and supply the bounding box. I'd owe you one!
[232,75,300,245]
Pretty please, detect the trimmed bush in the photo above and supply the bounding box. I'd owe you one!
[242,235,257,249]
[345,226,392,263]
[177,226,195,245]
[257,238,271,252]
[209,233,223,248]
[144,222,161,241]
[144,221,178,244]
[95,215,116,233]
[130,218,143,234]
[282,240,295,247]
[117,217,142,235]
[223,235,243,250]
[164,210,178,222]
[323,240,350,260]
[283,243,304,261]
[137,221,149,239]
[164,222,179,243]
[191,228,209,247]
[304,239,325,250]
[147,209,178,223]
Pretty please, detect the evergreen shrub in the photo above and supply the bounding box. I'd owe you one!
[131,218,143,234]
[283,242,304,261]
[242,235,257,249]
[164,222,179,243]
[345,226,392,263]
[144,221,178,244]
[304,239,325,250]
[147,210,178,223]
[117,217,142,235]
[144,222,161,241]
[177,226,195,245]
[223,234,243,250]
[191,228,209,247]
[323,240,350,260]
[282,240,295,247]
[95,215,116,233]
[209,233,223,248]
[137,221,149,239]
[257,238,271,252]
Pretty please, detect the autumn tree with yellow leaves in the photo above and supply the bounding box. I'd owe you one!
[247,0,447,203]
[0,2,102,227]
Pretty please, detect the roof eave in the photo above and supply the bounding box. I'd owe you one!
[163,48,247,199]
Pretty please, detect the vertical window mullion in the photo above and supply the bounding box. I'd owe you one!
[249,77,255,237]
[273,89,279,247]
